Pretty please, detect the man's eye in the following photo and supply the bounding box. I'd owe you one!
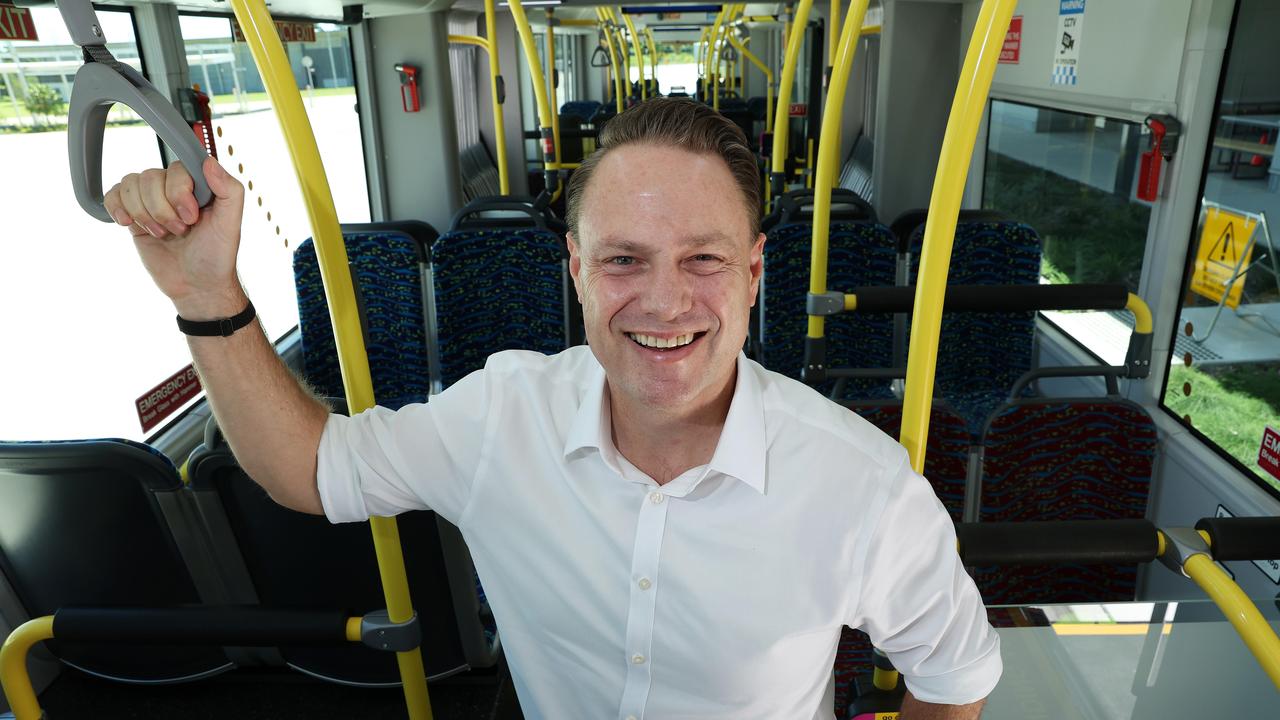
[691,254,721,263]
[608,256,636,266]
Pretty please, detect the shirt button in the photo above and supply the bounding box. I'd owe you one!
[648,491,665,504]
[632,653,646,664]
[638,577,652,590]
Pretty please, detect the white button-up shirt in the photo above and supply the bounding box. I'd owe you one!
[318,347,1001,719]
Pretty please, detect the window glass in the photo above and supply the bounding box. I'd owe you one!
[1161,0,1280,497]
[0,7,177,441]
[653,41,698,96]
[983,100,1151,364]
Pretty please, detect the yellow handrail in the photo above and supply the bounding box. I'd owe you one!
[645,28,659,94]
[228,0,433,713]
[829,0,842,67]
[483,0,510,195]
[508,0,559,199]
[621,13,645,101]
[606,8,630,100]
[728,34,773,133]
[806,0,870,345]
[770,0,814,203]
[1127,292,1153,334]
[448,34,488,50]
[898,0,1019,474]
[1182,554,1280,690]
[707,6,728,110]
[545,9,562,202]
[0,617,53,720]
[597,8,625,113]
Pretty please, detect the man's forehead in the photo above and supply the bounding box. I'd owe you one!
[588,232,739,254]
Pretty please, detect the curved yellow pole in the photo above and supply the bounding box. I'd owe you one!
[806,0,870,342]
[509,0,559,199]
[1183,554,1280,690]
[728,34,773,133]
[698,28,709,87]
[0,617,53,720]
[621,13,645,101]
[1127,292,1153,334]
[545,10,562,202]
[898,0,1019,474]
[707,7,728,110]
[448,34,489,50]
[606,8,631,101]
[770,0,814,202]
[597,9,625,113]
[225,1,432,717]
[483,0,510,194]
[829,0,842,67]
[645,28,659,95]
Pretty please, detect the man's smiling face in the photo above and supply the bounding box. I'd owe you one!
[568,143,765,414]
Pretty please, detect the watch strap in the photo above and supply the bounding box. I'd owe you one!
[176,300,256,337]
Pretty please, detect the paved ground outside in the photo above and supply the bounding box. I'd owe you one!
[0,91,369,441]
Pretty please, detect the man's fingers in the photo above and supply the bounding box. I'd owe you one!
[140,168,187,237]
[166,161,198,225]
[203,156,243,205]
[119,173,164,238]
[103,181,134,228]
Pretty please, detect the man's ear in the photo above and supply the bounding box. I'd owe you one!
[748,232,765,307]
[566,231,584,304]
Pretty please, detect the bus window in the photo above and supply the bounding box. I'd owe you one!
[1162,0,1280,498]
[983,100,1151,365]
[178,13,370,346]
[0,6,176,442]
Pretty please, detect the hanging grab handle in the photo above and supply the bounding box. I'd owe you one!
[57,0,212,222]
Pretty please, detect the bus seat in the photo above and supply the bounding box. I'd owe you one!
[907,220,1042,434]
[840,401,971,521]
[559,100,602,124]
[431,197,571,389]
[294,222,438,404]
[0,439,234,683]
[972,399,1157,605]
[186,414,496,685]
[760,203,896,399]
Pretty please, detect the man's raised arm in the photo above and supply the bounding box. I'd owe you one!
[900,691,986,719]
[105,157,329,515]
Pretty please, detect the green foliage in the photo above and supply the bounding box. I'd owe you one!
[984,153,1151,290]
[22,82,65,126]
[1165,362,1280,492]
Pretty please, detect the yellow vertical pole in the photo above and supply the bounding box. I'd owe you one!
[645,28,659,94]
[597,9,625,113]
[484,0,510,194]
[622,13,646,101]
[708,7,728,110]
[806,0,869,347]
[829,0,842,67]
[771,0,814,202]
[510,0,559,198]
[899,0,1020,473]
[545,9,563,202]
[607,8,631,100]
[225,0,432,717]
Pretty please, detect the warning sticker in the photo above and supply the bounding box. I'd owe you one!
[0,3,38,42]
[1190,206,1257,310]
[999,16,1022,65]
[1259,426,1280,484]
[232,19,315,44]
[136,364,203,433]
[1051,0,1085,86]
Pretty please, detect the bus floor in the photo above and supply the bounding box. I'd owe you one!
[33,664,524,719]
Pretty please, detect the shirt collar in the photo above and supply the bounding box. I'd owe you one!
[562,353,768,495]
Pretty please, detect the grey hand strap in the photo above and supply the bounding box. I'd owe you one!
[57,0,212,222]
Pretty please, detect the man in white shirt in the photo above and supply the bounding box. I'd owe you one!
[105,98,999,718]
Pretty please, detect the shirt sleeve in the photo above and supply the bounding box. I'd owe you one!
[847,457,1002,705]
[316,367,492,527]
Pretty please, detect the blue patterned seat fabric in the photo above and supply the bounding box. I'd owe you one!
[431,228,568,389]
[908,221,1041,434]
[294,230,431,409]
[761,221,897,399]
[560,100,602,123]
[974,399,1156,605]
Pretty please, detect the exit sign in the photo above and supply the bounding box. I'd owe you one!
[789,103,807,117]
[0,3,38,42]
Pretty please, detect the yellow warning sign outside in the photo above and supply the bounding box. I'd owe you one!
[1190,206,1257,310]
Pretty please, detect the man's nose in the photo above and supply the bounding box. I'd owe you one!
[639,263,694,321]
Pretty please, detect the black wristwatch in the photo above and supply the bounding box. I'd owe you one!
[176,300,256,337]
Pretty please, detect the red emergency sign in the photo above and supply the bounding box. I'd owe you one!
[789,103,807,117]
[135,364,203,433]
[999,16,1022,64]
[0,3,38,42]
[1259,426,1280,482]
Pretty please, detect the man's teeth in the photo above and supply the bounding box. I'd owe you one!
[629,333,696,349]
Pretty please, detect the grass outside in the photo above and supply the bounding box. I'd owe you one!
[0,86,355,128]
[1165,362,1280,493]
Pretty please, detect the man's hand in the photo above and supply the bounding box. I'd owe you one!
[103,157,246,318]
[899,690,986,719]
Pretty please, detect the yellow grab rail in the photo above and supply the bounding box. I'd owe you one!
[621,13,646,101]
[898,0,1019,474]
[645,28,660,94]
[606,8,630,100]
[0,617,53,720]
[509,0,559,200]
[707,6,729,110]
[1182,554,1280,690]
[545,9,563,202]
[770,0,814,202]
[728,34,773,133]
[227,0,433,714]
[483,0,510,194]
[447,34,488,50]
[806,0,870,343]
[829,0,842,67]
[597,8,625,113]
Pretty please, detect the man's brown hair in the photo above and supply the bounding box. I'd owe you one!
[565,98,762,239]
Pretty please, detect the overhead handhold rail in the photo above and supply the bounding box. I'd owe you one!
[57,0,212,222]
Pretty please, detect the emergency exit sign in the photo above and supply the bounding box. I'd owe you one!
[232,19,316,44]
[0,3,38,42]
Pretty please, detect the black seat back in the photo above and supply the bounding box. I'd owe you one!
[0,440,232,683]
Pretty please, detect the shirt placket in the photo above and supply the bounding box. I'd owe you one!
[616,487,670,720]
